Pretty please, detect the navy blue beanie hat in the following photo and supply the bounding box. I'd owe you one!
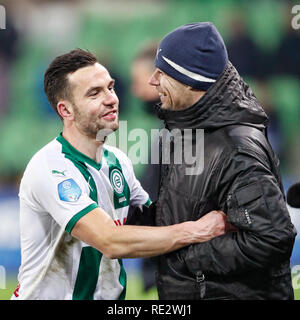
[155,22,228,91]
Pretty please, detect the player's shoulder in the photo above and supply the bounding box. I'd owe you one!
[22,138,79,187]
[25,139,64,172]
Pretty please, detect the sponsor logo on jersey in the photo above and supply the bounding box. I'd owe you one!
[114,218,127,226]
[58,178,82,202]
[118,196,126,203]
[110,169,124,195]
[52,169,67,177]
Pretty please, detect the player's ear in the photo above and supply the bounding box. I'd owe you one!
[57,100,74,121]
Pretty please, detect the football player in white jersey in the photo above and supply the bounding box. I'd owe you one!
[12,49,229,300]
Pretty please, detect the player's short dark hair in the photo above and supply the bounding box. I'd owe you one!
[44,48,98,116]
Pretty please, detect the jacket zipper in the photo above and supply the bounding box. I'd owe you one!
[196,270,206,299]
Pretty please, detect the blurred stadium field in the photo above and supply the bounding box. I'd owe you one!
[1,274,299,300]
[1,274,158,300]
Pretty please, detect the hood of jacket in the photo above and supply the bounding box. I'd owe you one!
[156,61,268,131]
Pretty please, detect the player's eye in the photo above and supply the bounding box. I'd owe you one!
[89,90,99,97]
[91,90,98,96]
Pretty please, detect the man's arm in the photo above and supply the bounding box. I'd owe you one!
[183,149,296,276]
[71,207,227,259]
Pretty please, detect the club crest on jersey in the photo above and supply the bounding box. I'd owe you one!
[110,169,124,195]
[58,178,82,202]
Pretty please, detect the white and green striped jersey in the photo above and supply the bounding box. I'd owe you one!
[12,133,150,300]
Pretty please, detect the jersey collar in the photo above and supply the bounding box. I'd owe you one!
[56,133,102,170]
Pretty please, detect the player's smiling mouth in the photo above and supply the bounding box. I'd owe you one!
[101,109,117,120]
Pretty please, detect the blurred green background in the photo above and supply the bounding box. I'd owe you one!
[0,0,300,300]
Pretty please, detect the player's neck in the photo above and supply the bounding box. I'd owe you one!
[62,128,104,164]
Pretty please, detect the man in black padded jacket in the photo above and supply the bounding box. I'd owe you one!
[148,22,297,300]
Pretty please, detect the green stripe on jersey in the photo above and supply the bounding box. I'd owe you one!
[73,247,103,300]
[118,259,127,300]
[57,134,127,300]
[103,148,130,209]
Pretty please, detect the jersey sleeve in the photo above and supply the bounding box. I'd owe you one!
[19,155,98,233]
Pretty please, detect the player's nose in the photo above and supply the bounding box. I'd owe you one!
[148,69,160,87]
[104,91,119,106]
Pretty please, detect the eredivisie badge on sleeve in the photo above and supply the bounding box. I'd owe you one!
[58,178,82,202]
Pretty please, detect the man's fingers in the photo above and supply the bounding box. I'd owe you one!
[203,210,237,234]
[213,210,237,232]
[225,222,238,232]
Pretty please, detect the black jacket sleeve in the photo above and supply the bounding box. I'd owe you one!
[184,148,297,276]
[125,202,156,226]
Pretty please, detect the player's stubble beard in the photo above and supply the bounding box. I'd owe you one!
[72,103,119,139]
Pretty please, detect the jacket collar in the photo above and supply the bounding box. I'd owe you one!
[156,61,268,131]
